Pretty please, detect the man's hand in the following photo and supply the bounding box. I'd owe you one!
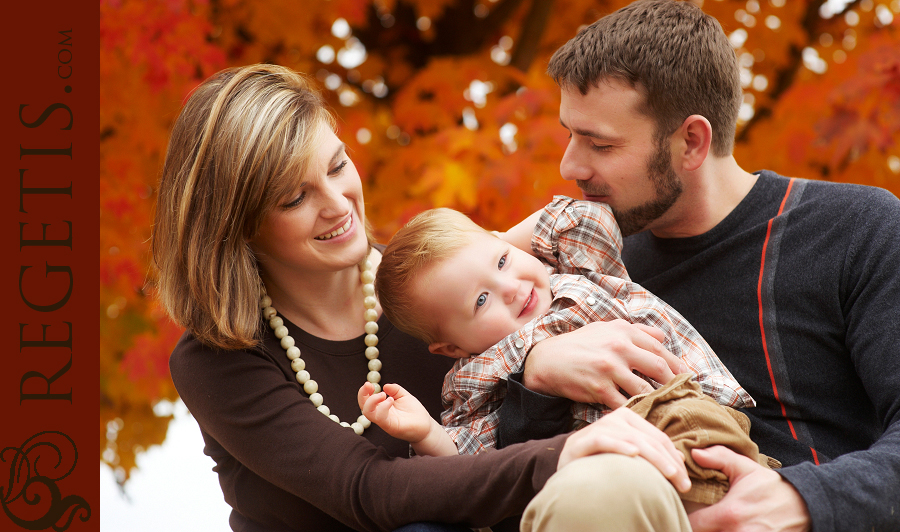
[524,320,688,408]
[688,446,811,532]
[558,407,691,493]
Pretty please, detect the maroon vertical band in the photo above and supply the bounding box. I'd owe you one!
[0,1,99,531]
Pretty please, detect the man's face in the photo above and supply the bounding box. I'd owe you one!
[559,80,683,236]
[414,231,553,356]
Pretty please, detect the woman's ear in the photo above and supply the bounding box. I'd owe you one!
[428,342,471,359]
[675,115,712,172]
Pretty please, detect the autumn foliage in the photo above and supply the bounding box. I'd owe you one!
[100,0,900,480]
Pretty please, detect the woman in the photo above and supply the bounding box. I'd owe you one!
[152,64,690,532]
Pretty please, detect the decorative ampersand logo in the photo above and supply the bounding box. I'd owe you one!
[1,431,91,531]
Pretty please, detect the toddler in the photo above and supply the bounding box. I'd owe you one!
[362,196,776,506]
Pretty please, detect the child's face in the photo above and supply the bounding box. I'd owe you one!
[415,231,553,356]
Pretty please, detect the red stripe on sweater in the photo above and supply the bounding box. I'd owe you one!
[757,179,800,441]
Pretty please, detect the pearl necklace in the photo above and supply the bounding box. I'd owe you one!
[260,259,381,435]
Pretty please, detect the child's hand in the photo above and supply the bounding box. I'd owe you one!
[357,382,434,443]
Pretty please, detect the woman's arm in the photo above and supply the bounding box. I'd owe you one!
[172,325,690,532]
[171,329,568,531]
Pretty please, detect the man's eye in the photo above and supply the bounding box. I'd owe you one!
[476,293,487,307]
[498,254,507,269]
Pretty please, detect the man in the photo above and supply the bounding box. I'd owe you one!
[506,1,900,531]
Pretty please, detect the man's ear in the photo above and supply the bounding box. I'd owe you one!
[428,342,471,359]
[675,115,712,172]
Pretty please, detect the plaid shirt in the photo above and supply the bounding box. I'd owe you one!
[442,196,755,455]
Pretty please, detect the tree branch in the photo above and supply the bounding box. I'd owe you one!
[736,0,827,142]
[430,0,529,56]
[509,0,555,72]
[736,0,863,143]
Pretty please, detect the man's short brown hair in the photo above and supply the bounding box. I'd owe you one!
[547,0,741,156]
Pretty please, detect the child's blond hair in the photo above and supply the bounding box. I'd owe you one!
[376,208,490,344]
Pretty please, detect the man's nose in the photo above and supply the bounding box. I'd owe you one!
[560,141,591,182]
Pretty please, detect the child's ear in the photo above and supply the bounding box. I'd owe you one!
[428,342,470,359]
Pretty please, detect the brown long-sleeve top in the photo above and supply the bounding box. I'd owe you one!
[169,312,568,532]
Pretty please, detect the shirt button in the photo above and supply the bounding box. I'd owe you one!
[514,339,525,349]
[586,297,597,306]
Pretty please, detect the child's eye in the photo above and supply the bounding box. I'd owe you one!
[498,254,507,269]
[476,293,487,307]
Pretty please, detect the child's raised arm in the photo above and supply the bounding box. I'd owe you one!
[496,209,543,256]
[357,382,458,457]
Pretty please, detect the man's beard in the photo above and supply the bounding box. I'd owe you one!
[580,139,683,237]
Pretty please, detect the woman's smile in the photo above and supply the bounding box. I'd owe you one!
[314,215,353,241]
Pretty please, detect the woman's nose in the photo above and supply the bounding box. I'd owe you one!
[318,181,349,218]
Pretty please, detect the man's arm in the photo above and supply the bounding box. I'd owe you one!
[498,197,688,447]
[496,371,573,449]
[773,189,900,532]
[521,320,684,406]
[692,187,900,532]
[497,319,685,446]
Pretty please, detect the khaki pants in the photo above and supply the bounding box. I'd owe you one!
[521,453,692,532]
[624,374,778,505]
[521,375,780,530]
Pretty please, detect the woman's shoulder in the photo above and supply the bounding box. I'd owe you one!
[169,328,271,388]
[168,328,202,372]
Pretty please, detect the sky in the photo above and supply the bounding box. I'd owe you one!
[100,400,232,531]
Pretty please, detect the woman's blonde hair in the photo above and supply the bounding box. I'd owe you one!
[151,64,339,350]
[376,208,488,344]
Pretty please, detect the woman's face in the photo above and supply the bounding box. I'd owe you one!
[250,124,369,276]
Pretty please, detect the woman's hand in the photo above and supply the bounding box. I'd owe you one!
[557,407,691,493]
[523,320,689,408]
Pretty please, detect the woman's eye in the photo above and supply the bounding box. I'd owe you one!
[498,254,507,269]
[476,293,487,307]
[329,160,348,176]
[283,191,306,209]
